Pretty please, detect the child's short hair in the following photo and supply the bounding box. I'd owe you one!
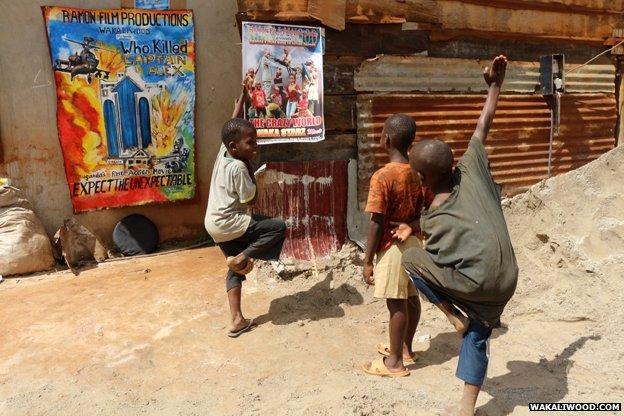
[384,114,416,151]
[222,118,255,146]
[410,139,454,179]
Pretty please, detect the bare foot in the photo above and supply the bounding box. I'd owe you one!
[448,313,470,334]
[362,356,406,374]
[440,404,473,416]
[382,355,406,372]
[441,405,460,416]
[377,344,419,363]
[229,317,254,334]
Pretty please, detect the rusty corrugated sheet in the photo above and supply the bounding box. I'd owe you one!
[355,56,615,94]
[355,56,540,93]
[566,64,616,93]
[254,161,348,260]
[357,93,617,205]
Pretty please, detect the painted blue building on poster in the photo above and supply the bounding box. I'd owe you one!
[100,73,161,166]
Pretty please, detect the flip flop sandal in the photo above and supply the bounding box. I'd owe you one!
[361,356,410,378]
[227,319,256,338]
[226,257,255,275]
[376,343,419,364]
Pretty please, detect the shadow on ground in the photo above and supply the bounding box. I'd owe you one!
[255,273,364,325]
[409,326,508,371]
[477,335,600,416]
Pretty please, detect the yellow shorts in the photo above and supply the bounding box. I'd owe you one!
[373,237,422,299]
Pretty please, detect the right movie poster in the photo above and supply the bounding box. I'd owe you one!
[241,22,324,144]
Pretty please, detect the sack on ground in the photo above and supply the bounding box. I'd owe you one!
[54,218,108,273]
[0,185,55,276]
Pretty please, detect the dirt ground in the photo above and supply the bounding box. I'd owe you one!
[0,244,618,416]
[2,148,623,416]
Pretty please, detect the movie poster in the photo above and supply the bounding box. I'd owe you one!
[42,6,195,212]
[242,22,324,144]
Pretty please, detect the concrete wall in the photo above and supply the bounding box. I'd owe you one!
[0,0,241,246]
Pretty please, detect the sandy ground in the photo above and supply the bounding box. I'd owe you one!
[0,244,619,416]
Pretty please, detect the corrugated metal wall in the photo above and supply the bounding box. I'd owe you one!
[357,93,617,205]
[354,56,615,94]
[254,161,348,260]
[354,56,618,205]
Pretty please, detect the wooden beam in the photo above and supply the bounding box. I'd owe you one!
[325,95,357,132]
[323,55,364,95]
[308,0,346,30]
[454,0,624,16]
[429,36,611,63]
[258,133,357,162]
[325,24,428,56]
[435,0,621,42]
[345,0,438,24]
[237,0,313,22]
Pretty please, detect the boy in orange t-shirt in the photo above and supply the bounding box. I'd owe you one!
[362,114,432,378]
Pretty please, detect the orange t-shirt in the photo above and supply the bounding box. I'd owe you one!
[365,162,432,252]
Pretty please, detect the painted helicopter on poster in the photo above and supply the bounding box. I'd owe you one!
[53,36,113,83]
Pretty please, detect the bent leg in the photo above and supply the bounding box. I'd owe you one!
[409,271,469,334]
[242,216,286,261]
[403,246,469,333]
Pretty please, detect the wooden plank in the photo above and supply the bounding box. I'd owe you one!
[325,95,357,132]
[325,24,428,56]
[308,0,346,30]
[323,55,363,95]
[345,0,438,24]
[258,133,357,163]
[456,0,624,15]
[237,0,308,14]
[435,0,621,42]
[237,0,313,21]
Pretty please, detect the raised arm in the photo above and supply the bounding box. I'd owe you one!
[232,87,246,119]
[474,55,507,144]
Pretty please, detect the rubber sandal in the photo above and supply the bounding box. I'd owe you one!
[362,356,410,378]
[227,319,256,338]
[376,343,418,364]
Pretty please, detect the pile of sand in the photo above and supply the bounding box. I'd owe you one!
[500,146,624,401]
[503,146,624,323]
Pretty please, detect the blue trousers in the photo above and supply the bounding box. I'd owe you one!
[409,272,492,385]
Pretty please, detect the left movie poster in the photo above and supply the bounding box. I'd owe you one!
[42,6,195,212]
